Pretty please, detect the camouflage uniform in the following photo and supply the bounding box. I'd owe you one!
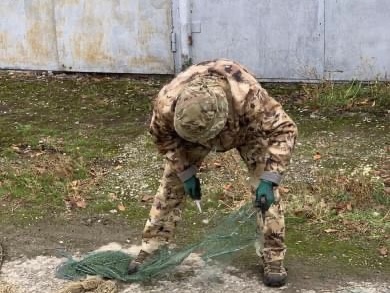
[141,59,297,266]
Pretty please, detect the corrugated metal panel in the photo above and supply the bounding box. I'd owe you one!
[0,0,174,74]
[325,0,390,80]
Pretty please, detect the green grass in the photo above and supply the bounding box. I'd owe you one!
[0,76,165,152]
[285,219,389,272]
[265,80,390,112]
[0,74,167,221]
[0,73,389,273]
[306,81,363,108]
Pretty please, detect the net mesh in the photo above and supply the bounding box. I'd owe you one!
[56,203,258,282]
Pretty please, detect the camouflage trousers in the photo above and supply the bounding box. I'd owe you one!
[141,145,286,264]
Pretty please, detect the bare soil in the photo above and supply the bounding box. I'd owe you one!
[1,210,389,293]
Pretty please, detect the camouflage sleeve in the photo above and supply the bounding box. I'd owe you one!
[254,89,298,184]
[149,100,194,178]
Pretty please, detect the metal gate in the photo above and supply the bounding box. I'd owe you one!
[0,0,174,74]
[1,1,390,80]
[172,0,390,81]
[181,0,324,81]
[324,0,390,80]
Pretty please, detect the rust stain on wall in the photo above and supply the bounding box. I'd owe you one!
[0,32,20,65]
[26,23,51,59]
[0,32,7,49]
[24,0,58,66]
[72,33,113,65]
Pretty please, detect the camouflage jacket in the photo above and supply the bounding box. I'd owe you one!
[149,59,297,183]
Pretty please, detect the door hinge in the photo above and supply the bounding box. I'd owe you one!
[171,32,177,53]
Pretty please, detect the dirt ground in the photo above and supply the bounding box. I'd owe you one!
[1,220,389,293]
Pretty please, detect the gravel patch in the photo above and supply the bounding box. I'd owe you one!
[1,246,389,293]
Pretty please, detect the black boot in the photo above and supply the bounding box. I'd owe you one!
[263,260,287,287]
[127,250,151,274]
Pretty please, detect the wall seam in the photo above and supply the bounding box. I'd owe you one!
[51,0,60,69]
[323,0,326,79]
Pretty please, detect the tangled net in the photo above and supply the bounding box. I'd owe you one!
[56,203,258,283]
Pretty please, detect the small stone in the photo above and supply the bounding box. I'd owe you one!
[95,280,117,293]
[56,282,84,293]
[0,281,19,293]
[81,276,103,290]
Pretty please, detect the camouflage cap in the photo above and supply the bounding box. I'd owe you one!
[174,76,228,143]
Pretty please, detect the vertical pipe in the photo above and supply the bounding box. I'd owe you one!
[179,0,192,67]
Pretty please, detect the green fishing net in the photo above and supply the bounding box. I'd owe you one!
[56,203,258,282]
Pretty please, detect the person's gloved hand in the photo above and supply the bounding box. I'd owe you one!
[254,180,275,212]
[183,176,201,200]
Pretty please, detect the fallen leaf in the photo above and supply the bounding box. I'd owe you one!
[324,228,338,233]
[213,162,222,168]
[70,180,80,189]
[117,203,126,211]
[30,151,44,158]
[11,145,21,153]
[333,201,353,214]
[313,152,322,161]
[76,198,87,208]
[223,184,233,191]
[108,193,118,200]
[357,98,369,105]
[378,246,388,257]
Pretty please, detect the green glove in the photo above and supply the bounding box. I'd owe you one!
[255,180,275,212]
[183,176,201,200]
